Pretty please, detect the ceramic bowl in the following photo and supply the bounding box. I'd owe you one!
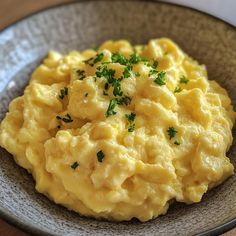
[0,1,236,235]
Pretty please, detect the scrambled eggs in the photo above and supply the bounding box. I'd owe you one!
[0,38,235,221]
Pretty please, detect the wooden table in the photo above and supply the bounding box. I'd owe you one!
[0,0,235,235]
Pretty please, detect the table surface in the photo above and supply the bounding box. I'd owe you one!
[0,0,235,235]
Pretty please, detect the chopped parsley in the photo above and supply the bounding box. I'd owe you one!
[129,53,147,64]
[106,99,118,117]
[174,87,182,93]
[111,52,127,65]
[71,161,79,170]
[56,114,73,123]
[116,96,132,106]
[149,69,158,76]
[123,64,132,78]
[76,69,86,80]
[103,90,109,96]
[93,53,104,64]
[104,82,109,90]
[167,127,177,140]
[97,150,105,162]
[135,72,140,77]
[180,75,189,84]
[125,112,136,132]
[84,53,104,66]
[154,71,166,86]
[152,60,158,69]
[58,87,68,99]
[84,57,94,66]
[112,79,123,96]
[96,66,115,83]
[174,141,180,146]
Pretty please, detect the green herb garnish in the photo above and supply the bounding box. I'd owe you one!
[84,53,104,66]
[180,75,189,84]
[112,79,123,96]
[106,99,118,117]
[76,69,86,80]
[96,66,115,82]
[174,87,182,93]
[84,57,94,66]
[104,82,109,90]
[174,141,180,145]
[103,91,108,96]
[71,161,79,170]
[116,96,132,106]
[125,112,136,132]
[152,60,158,69]
[123,64,132,78]
[63,114,73,123]
[111,52,127,65]
[135,72,141,77]
[97,150,105,162]
[167,127,177,140]
[58,87,68,99]
[129,53,147,64]
[57,114,73,123]
[154,71,166,86]
[93,53,104,64]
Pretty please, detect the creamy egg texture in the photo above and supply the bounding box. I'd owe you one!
[0,38,235,222]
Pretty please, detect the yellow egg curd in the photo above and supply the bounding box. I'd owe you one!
[0,38,235,221]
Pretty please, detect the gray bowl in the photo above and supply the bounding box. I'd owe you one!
[0,1,236,235]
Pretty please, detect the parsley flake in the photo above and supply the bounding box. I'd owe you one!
[174,87,182,93]
[174,141,180,145]
[97,150,105,162]
[62,113,73,123]
[116,96,132,106]
[103,90,108,96]
[71,161,79,170]
[125,112,136,132]
[84,53,104,66]
[167,127,177,140]
[123,64,132,78]
[154,71,166,86]
[111,52,127,65]
[96,66,115,82]
[93,53,104,64]
[106,99,118,117]
[152,60,158,69]
[57,114,73,123]
[112,79,123,96]
[104,82,109,90]
[59,87,68,99]
[180,75,189,84]
[135,72,141,77]
[76,69,86,80]
[129,53,147,64]
[84,57,94,66]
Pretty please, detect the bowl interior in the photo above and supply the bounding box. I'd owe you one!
[0,1,236,235]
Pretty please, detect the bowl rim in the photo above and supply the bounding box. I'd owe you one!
[0,0,235,235]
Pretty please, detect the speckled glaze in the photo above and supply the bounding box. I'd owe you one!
[0,1,236,235]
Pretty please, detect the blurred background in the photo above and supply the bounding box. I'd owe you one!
[0,0,235,235]
[0,0,235,30]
